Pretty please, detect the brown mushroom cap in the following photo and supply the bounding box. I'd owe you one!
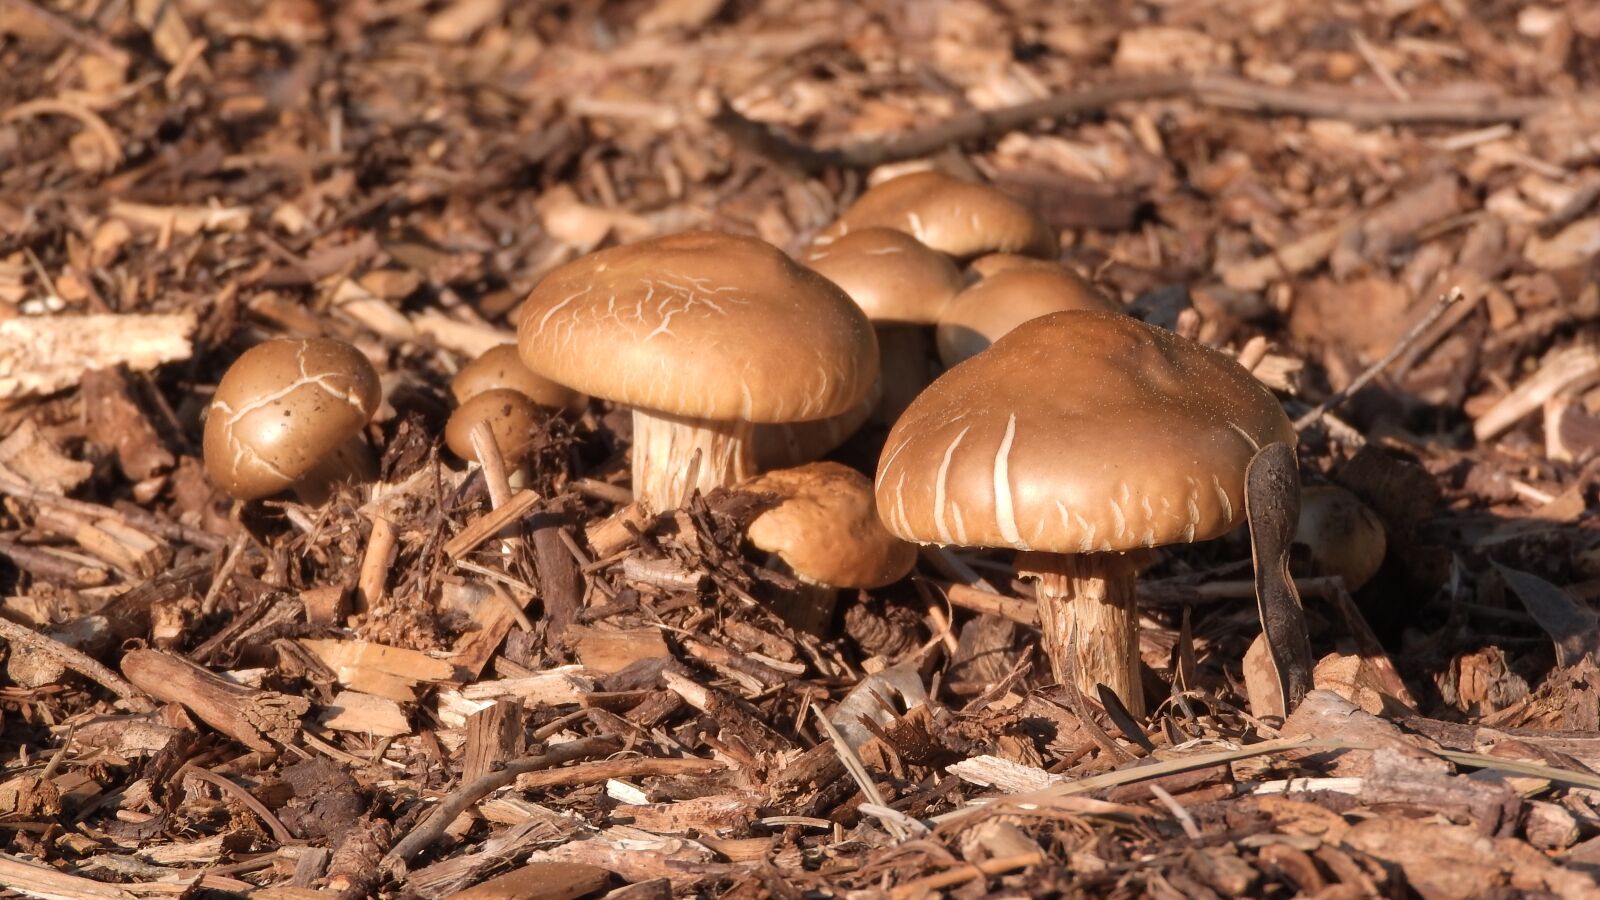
[203,338,381,500]
[876,311,1295,553]
[803,228,963,325]
[452,344,586,413]
[515,231,877,423]
[814,171,1056,260]
[936,258,1122,367]
[1295,485,1386,591]
[445,388,541,465]
[745,462,916,589]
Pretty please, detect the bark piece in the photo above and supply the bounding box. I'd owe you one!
[462,699,523,784]
[0,313,196,400]
[122,649,308,751]
[449,861,612,900]
[82,368,174,482]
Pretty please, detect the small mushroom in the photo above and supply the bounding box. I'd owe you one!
[203,338,381,503]
[743,462,915,633]
[805,227,963,426]
[876,311,1295,715]
[444,388,541,470]
[516,231,878,511]
[1295,485,1386,591]
[813,170,1056,260]
[451,344,586,415]
[753,378,881,470]
[936,255,1121,367]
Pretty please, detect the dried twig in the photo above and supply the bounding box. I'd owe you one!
[0,617,147,707]
[714,76,1552,172]
[383,735,620,870]
[1293,287,1464,432]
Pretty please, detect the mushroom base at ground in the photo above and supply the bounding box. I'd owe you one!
[1016,550,1144,717]
[871,325,937,427]
[292,435,378,506]
[763,563,840,634]
[630,408,756,511]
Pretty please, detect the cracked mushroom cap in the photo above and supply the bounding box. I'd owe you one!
[445,388,541,466]
[203,338,381,500]
[814,171,1056,260]
[937,256,1122,366]
[745,462,916,589]
[803,228,964,325]
[875,311,1295,553]
[515,231,878,423]
[452,344,586,414]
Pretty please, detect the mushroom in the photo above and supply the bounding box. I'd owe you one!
[203,337,382,503]
[1295,485,1386,591]
[444,388,541,471]
[452,344,586,415]
[805,227,963,426]
[875,311,1295,715]
[743,462,916,632]
[515,231,877,511]
[813,170,1056,260]
[936,255,1122,367]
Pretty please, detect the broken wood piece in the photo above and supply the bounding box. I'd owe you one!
[621,556,706,593]
[0,313,196,401]
[448,861,613,900]
[0,420,93,493]
[448,583,524,679]
[444,489,541,559]
[0,616,145,706]
[514,756,728,792]
[463,699,524,784]
[299,638,455,701]
[456,666,597,706]
[413,310,516,358]
[569,626,672,674]
[585,501,653,557]
[122,649,308,751]
[321,690,411,737]
[109,200,249,235]
[1474,344,1600,441]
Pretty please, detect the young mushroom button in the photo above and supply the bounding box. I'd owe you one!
[874,311,1295,716]
[812,170,1057,260]
[444,389,540,469]
[202,338,381,502]
[451,344,586,415]
[743,462,916,633]
[515,231,878,512]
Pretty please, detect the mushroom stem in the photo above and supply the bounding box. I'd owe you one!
[292,436,377,505]
[630,409,755,511]
[1017,550,1144,717]
[871,325,935,427]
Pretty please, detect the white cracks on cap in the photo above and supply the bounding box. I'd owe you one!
[534,286,591,338]
[1212,474,1233,521]
[1183,476,1200,543]
[932,424,971,544]
[214,343,367,486]
[1227,419,1263,452]
[993,413,1022,547]
[905,212,927,243]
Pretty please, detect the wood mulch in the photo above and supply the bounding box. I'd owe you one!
[1,0,1599,896]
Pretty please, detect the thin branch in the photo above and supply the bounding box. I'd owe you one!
[0,617,148,707]
[1294,287,1464,431]
[713,75,1554,173]
[382,735,619,870]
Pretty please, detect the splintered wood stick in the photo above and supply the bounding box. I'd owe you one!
[122,649,308,751]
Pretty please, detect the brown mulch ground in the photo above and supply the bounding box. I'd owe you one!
[3,0,1600,897]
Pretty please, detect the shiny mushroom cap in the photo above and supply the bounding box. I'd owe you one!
[876,311,1295,553]
[1295,485,1386,591]
[203,338,381,500]
[745,462,916,589]
[803,228,963,325]
[937,258,1121,367]
[452,344,586,414]
[814,171,1056,260]
[515,231,877,423]
[445,388,541,466]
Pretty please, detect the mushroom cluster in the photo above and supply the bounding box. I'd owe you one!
[200,212,1298,717]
